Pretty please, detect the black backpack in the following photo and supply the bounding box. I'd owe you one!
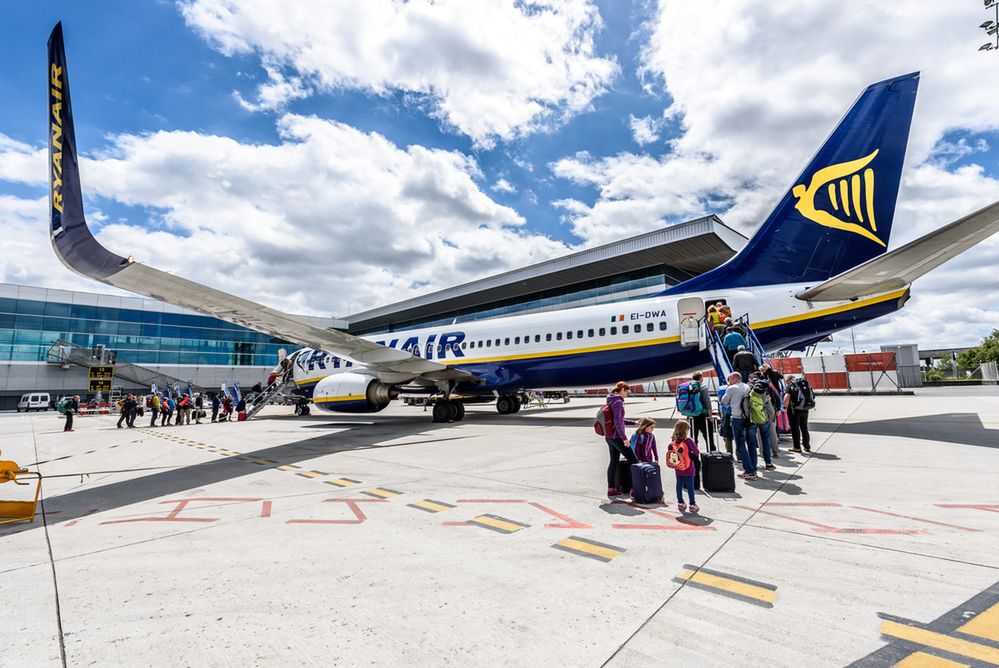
[792,379,816,410]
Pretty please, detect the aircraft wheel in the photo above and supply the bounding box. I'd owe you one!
[511,395,522,413]
[432,401,450,423]
[496,395,515,415]
[451,401,465,422]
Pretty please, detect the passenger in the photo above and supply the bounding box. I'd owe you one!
[161,395,174,426]
[604,381,638,497]
[181,394,193,425]
[747,379,776,471]
[706,305,724,334]
[210,392,221,422]
[116,394,130,429]
[760,363,784,391]
[720,372,758,480]
[222,395,233,421]
[149,393,161,427]
[717,385,734,455]
[669,420,699,512]
[719,302,732,321]
[762,376,782,457]
[631,417,658,463]
[194,393,204,424]
[784,375,814,453]
[688,372,714,452]
[63,394,79,432]
[236,396,247,414]
[733,345,759,383]
[723,327,748,365]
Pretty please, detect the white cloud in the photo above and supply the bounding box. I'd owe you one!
[552,1,999,346]
[491,178,516,194]
[179,0,619,146]
[628,114,660,146]
[0,120,568,316]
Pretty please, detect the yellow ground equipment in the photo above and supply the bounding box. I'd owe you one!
[0,452,42,525]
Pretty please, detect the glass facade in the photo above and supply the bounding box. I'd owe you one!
[0,294,297,366]
[374,264,695,333]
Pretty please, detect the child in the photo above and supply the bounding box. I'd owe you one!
[669,420,700,512]
[631,417,658,463]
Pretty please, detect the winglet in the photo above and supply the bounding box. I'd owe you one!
[47,22,130,281]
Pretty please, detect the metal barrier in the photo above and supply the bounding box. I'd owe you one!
[0,455,42,525]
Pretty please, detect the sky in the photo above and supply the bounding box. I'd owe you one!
[1,0,998,353]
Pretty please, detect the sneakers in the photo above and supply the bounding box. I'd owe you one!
[608,487,620,497]
[689,504,699,513]
[804,448,812,453]
[765,464,777,471]
[677,502,687,511]
[790,447,802,453]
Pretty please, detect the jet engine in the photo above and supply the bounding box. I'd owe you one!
[312,373,399,413]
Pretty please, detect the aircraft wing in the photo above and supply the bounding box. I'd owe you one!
[46,23,470,382]
[795,200,999,302]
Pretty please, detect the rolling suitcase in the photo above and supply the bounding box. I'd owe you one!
[630,462,664,503]
[700,425,735,492]
[614,460,633,495]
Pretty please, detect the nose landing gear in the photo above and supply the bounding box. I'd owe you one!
[495,394,522,415]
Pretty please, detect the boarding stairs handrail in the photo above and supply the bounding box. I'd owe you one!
[46,339,202,393]
[735,314,771,365]
[703,318,735,384]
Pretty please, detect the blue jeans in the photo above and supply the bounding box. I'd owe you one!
[732,417,758,475]
[676,475,696,504]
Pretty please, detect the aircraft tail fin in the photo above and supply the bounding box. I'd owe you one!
[664,72,919,294]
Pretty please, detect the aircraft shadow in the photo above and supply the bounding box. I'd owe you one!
[809,413,998,449]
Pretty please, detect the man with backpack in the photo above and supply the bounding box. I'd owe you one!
[62,395,79,432]
[746,377,777,471]
[677,372,714,451]
[720,372,758,480]
[784,375,815,453]
[733,346,759,383]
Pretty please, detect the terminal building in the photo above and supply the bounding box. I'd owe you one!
[0,216,746,410]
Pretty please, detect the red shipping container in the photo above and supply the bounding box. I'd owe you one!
[667,377,693,392]
[845,352,897,372]
[631,384,645,393]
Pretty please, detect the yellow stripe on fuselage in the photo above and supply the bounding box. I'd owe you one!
[313,394,366,403]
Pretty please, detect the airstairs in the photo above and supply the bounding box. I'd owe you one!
[244,356,298,419]
[46,339,201,393]
[702,314,770,388]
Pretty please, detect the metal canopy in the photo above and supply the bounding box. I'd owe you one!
[346,216,747,333]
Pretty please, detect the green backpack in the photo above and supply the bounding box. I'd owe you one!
[56,398,68,415]
[742,387,768,425]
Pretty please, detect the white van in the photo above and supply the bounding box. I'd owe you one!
[17,393,52,412]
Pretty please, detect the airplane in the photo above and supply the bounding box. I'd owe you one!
[45,23,999,423]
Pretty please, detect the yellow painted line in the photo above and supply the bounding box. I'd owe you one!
[470,514,527,534]
[296,470,323,479]
[956,600,999,642]
[219,450,239,457]
[408,500,454,513]
[276,465,299,472]
[676,568,777,607]
[880,620,999,664]
[553,537,624,562]
[326,478,361,487]
[893,652,969,667]
[361,488,402,499]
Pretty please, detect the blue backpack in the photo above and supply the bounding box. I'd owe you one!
[676,382,704,417]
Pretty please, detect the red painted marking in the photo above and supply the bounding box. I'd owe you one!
[260,501,272,519]
[100,497,263,525]
[765,502,843,507]
[936,504,999,513]
[612,501,714,531]
[743,506,928,534]
[850,506,981,532]
[287,498,386,525]
[442,521,474,526]
[453,499,590,529]
[65,509,99,527]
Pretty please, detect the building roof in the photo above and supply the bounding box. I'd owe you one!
[345,215,747,332]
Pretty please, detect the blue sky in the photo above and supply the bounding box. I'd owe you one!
[1,1,998,349]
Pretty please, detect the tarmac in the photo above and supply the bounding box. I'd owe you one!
[1,389,998,667]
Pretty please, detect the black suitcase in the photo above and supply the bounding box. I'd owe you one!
[700,451,735,492]
[630,462,664,503]
[614,460,633,495]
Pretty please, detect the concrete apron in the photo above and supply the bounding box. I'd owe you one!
[1,392,997,667]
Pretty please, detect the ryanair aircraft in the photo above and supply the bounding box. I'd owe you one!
[46,24,999,422]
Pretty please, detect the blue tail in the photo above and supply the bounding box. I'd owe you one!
[664,72,919,294]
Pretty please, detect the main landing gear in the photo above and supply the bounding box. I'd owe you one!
[431,399,465,423]
[495,394,523,415]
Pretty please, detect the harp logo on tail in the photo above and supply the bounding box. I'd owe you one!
[791,149,886,247]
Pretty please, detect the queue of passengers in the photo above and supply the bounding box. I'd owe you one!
[600,364,815,504]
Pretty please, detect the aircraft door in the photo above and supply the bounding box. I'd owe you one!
[677,297,704,349]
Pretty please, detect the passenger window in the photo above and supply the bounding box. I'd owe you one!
[577,330,583,338]
[546,333,552,341]
[646,323,654,332]
[495,339,500,346]
[588,329,594,337]
[503,338,509,346]
[566,331,573,340]
[599,328,605,336]
[534,334,540,343]
[556,332,563,341]
[486,340,491,347]
[514,337,520,344]
[622,325,629,334]
[461,342,467,349]
[659,322,667,331]
[610,326,617,335]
